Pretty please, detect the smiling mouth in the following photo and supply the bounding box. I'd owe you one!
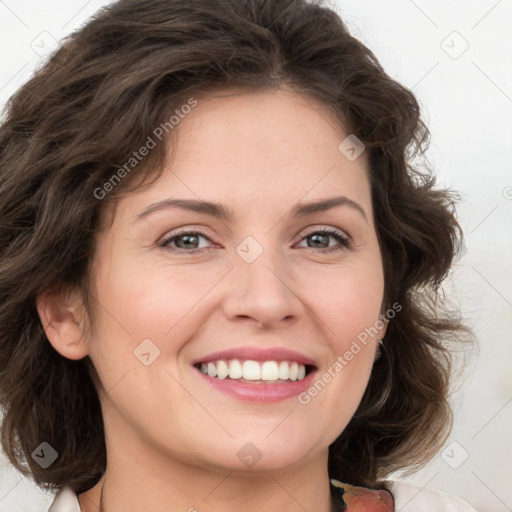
[194,359,316,383]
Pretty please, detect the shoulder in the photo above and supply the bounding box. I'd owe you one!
[383,479,478,512]
[47,486,81,512]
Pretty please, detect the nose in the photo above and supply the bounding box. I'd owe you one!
[220,247,304,329]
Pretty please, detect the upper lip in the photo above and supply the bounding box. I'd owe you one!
[192,346,317,367]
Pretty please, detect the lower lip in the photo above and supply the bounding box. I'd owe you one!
[195,368,317,403]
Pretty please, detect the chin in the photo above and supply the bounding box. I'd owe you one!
[194,432,323,474]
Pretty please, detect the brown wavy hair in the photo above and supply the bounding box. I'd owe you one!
[0,0,471,495]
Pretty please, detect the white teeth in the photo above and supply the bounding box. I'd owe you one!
[261,361,279,381]
[289,362,298,381]
[242,360,261,380]
[207,362,217,378]
[229,360,243,379]
[217,360,229,379]
[278,361,289,380]
[198,359,309,382]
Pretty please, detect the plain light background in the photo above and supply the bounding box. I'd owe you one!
[0,1,511,511]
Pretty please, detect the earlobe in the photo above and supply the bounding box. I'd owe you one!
[36,287,90,360]
[380,319,389,340]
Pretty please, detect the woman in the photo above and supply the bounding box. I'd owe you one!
[0,0,477,510]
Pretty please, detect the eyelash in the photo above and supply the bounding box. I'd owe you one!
[159,227,351,254]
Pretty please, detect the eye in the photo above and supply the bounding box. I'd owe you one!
[159,229,215,253]
[296,228,351,253]
[159,227,351,255]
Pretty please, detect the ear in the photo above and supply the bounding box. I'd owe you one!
[378,301,394,341]
[36,286,90,360]
[379,316,389,341]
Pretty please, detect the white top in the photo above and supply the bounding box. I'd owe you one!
[47,480,478,511]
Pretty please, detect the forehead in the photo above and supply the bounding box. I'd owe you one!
[109,88,372,224]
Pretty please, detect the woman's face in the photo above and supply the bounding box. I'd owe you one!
[79,89,386,475]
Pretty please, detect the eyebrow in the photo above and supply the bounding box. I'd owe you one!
[134,196,368,223]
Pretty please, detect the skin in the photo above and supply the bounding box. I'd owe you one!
[37,88,387,512]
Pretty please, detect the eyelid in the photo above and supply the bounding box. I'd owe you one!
[297,225,351,241]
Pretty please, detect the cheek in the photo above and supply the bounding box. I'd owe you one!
[301,259,384,413]
[84,264,216,406]
[309,259,385,345]
[90,260,222,355]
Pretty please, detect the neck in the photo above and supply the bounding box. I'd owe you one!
[81,457,334,512]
